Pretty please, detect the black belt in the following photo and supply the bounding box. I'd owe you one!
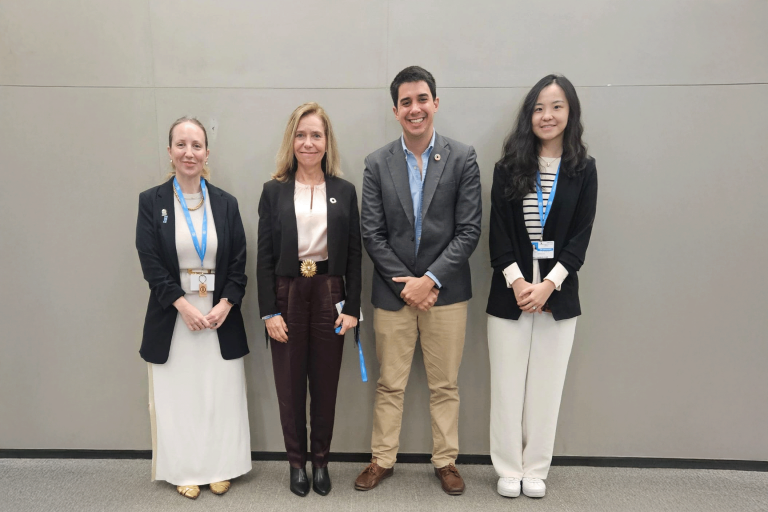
[298,259,328,277]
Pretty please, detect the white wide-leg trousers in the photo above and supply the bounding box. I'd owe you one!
[488,311,577,480]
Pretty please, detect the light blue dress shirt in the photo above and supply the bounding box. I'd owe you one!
[401,131,442,288]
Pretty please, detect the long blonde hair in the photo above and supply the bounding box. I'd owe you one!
[273,103,341,182]
[164,117,211,182]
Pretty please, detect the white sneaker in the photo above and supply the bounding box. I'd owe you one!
[497,477,521,497]
[522,477,546,498]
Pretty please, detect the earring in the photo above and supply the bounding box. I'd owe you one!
[205,161,208,165]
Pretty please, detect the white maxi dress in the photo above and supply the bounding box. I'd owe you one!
[148,191,251,486]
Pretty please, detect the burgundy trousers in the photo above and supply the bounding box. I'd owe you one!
[271,274,345,468]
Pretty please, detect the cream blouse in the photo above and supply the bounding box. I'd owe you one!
[295,180,328,261]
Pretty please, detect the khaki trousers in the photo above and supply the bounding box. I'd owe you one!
[371,301,468,468]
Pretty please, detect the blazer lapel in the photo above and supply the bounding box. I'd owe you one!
[421,133,450,217]
[158,179,180,278]
[206,180,227,272]
[541,163,571,241]
[279,179,299,271]
[325,176,339,262]
[386,143,415,228]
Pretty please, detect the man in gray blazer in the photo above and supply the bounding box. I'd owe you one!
[354,66,481,495]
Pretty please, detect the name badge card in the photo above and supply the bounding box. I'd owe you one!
[189,273,215,296]
[532,241,554,260]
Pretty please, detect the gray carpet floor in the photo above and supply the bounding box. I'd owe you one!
[1,459,767,512]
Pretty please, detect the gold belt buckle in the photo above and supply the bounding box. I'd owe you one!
[300,260,317,278]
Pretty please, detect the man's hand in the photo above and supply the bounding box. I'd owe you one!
[414,287,439,311]
[392,275,436,306]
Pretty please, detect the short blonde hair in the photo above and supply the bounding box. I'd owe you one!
[164,117,211,181]
[273,103,341,182]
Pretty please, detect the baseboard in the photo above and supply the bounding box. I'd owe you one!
[1,449,765,472]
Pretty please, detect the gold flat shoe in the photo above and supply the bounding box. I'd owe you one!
[210,480,231,495]
[177,485,200,499]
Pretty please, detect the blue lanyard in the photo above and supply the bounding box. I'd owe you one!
[536,161,560,231]
[173,177,207,266]
[355,325,368,382]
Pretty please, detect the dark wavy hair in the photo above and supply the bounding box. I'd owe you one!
[498,74,588,201]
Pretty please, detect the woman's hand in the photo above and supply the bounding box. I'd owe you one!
[511,278,531,303]
[173,297,211,331]
[517,280,556,314]
[266,315,289,343]
[205,300,232,330]
[334,313,358,336]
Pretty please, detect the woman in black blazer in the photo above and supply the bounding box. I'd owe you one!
[257,102,362,497]
[486,75,597,499]
[136,117,251,500]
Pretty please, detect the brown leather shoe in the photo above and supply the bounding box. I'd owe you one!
[434,464,465,495]
[354,460,394,491]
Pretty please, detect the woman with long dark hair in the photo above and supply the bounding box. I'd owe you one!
[486,75,598,498]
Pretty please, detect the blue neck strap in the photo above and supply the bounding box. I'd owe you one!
[173,177,207,267]
[536,161,560,231]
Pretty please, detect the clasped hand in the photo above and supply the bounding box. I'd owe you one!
[174,297,232,331]
[393,275,439,311]
[512,279,555,314]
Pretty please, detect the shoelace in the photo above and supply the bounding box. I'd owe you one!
[443,465,460,477]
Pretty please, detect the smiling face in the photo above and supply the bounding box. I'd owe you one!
[531,83,569,146]
[393,80,439,142]
[167,122,209,180]
[293,113,327,172]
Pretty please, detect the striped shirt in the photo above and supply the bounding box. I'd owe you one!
[522,158,559,241]
[501,156,569,290]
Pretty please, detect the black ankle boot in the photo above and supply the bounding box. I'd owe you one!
[312,465,332,496]
[290,465,310,497]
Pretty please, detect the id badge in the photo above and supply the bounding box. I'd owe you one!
[189,273,215,292]
[532,241,554,260]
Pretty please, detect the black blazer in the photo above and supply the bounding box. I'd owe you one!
[256,175,362,319]
[136,179,249,364]
[486,158,598,321]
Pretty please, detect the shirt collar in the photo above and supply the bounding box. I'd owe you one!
[400,130,436,157]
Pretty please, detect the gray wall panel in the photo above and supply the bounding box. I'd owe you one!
[0,86,158,448]
[149,0,388,88]
[0,0,154,87]
[388,0,768,87]
[555,84,768,460]
[1,1,766,462]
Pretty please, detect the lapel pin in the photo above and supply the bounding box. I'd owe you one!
[161,208,168,223]
[330,198,337,204]
[434,154,441,161]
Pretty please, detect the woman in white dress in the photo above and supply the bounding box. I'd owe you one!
[136,117,251,499]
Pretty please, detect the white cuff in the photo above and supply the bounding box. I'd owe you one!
[543,262,569,291]
[502,263,524,288]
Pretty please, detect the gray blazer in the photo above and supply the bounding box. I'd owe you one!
[361,132,482,311]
